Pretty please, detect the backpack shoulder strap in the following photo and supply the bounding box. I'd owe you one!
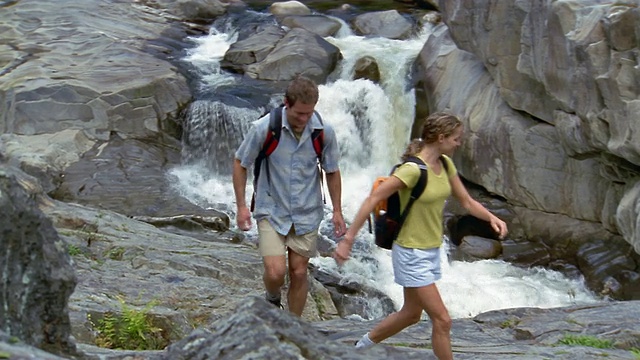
[310,111,325,204]
[310,110,324,159]
[397,155,428,222]
[439,154,449,176]
[404,155,429,201]
[251,105,284,211]
[267,105,284,152]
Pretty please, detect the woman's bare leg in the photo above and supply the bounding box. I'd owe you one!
[413,284,452,360]
[367,287,424,342]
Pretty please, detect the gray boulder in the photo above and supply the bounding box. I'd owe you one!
[51,134,229,226]
[0,166,78,357]
[353,56,381,83]
[352,10,415,40]
[222,25,287,72]
[414,16,640,298]
[0,330,69,360]
[243,27,342,83]
[437,0,640,255]
[269,1,311,17]
[161,296,431,360]
[459,235,503,259]
[153,0,231,22]
[280,14,343,37]
[0,0,192,140]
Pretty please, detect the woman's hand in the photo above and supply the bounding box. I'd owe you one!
[490,216,508,239]
[333,234,354,266]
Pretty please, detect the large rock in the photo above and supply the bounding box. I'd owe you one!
[352,10,415,40]
[51,133,230,226]
[280,14,343,37]
[152,0,232,22]
[160,296,427,359]
[221,25,287,73]
[0,130,96,194]
[0,0,192,140]
[270,0,311,16]
[0,330,69,360]
[353,56,381,83]
[414,22,640,298]
[437,0,640,254]
[246,27,342,82]
[415,24,603,224]
[0,166,78,357]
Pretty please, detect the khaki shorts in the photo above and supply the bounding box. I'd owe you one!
[257,219,318,258]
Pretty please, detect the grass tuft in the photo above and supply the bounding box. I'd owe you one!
[90,296,167,350]
[557,334,613,349]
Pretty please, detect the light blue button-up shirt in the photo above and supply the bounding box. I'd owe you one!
[235,107,340,235]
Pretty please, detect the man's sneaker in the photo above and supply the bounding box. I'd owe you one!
[267,297,284,310]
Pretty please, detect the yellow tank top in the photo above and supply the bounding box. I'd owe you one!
[392,155,456,249]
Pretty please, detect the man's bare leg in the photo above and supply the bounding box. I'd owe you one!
[263,255,286,306]
[287,249,310,316]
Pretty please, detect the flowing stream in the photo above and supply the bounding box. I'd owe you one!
[170,15,600,320]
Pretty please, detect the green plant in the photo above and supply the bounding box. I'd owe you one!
[92,297,166,350]
[500,318,520,329]
[557,334,614,349]
[310,292,326,318]
[67,244,82,256]
[631,347,640,359]
[105,246,126,260]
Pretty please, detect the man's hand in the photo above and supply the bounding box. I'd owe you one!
[237,206,252,231]
[332,211,346,237]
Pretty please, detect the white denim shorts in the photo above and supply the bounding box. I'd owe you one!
[392,243,442,288]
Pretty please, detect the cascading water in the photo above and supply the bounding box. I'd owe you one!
[171,14,600,320]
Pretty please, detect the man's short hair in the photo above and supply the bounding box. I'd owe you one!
[285,76,319,106]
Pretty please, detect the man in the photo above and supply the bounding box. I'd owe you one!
[233,76,346,316]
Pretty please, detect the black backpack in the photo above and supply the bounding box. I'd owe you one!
[250,104,325,211]
[369,155,449,249]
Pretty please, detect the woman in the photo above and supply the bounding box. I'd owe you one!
[333,112,508,360]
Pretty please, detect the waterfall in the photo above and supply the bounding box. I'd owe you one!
[181,101,260,176]
[172,18,600,320]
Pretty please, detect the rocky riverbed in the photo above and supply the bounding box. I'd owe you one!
[1,0,640,359]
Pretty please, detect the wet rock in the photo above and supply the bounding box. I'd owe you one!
[547,260,583,280]
[459,235,502,259]
[577,239,640,299]
[310,264,396,319]
[353,56,380,83]
[501,240,551,268]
